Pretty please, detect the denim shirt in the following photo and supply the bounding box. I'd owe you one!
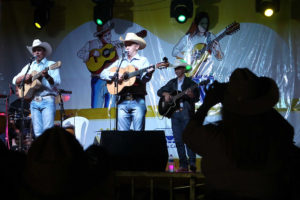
[12,58,61,97]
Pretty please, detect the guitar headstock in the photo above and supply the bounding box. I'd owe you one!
[49,61,62,70]
[225,21,240,35]
[156,57,170,69]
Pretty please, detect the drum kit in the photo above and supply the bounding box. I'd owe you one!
[0,88,72,152]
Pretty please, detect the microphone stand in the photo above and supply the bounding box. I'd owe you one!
[114,50,126,131]
[18,57,34,152]
[58,90,66,127]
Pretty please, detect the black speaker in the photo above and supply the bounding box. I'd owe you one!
[99,130,168,172]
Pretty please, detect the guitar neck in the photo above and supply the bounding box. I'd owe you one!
[128,65,154,78]
[204,31,227,52]
[173,80,208,101]
[32,66,49,81]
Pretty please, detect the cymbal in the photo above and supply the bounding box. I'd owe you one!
[0,94,7,98]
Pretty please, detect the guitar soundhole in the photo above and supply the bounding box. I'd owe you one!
[103,49,110,57]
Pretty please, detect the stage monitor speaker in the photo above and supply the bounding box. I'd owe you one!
[99,130,168,172]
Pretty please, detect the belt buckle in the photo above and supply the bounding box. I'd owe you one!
[34,96,42,102]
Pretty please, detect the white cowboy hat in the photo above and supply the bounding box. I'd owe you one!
[93,21,114,37]
[119,32,146,50]
[26,39,52,57]
[173,59,189,69]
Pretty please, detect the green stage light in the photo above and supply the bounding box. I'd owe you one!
[177,14,186,23]
[170,0,193,24]
[186,65,192,71]
[96,18,103,26]
[93,1,114,26]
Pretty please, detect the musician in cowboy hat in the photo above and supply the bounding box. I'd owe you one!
[157,59,200,172]
[100,31,154,131]
[12,39,61,139]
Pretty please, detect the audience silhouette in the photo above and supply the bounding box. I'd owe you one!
[1,68,300,200]
[183,68,300,200]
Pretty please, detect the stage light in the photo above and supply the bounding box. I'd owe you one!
[31,0,53,29]
[33,8,49,29]
[93,0,114,26]
[170,0,193,24]
[256,0,279,17]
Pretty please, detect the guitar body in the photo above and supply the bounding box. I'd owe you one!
[17,61,62,101]
[106,65,137,95]
[158,91,181,118]
[86,44,118,73]
[187,44,210,78]
[17,71,42,100]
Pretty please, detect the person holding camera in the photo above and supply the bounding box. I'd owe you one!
[182,68,297,200]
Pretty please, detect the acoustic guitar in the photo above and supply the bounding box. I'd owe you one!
[17,61,62,100]
[158,79,209,118]
[107,61,170,95]
[85,43,118,73]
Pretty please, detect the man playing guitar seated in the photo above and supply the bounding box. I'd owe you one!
[100,32,154,131]
[157,59,200,172]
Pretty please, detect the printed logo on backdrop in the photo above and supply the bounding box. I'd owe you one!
[163,128,178,158]
[193,74,214,105]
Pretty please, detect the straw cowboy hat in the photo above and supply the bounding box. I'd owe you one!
[222,68,279,115]
[26,39,52,57]
[119,32,146,50]
[94,21,114,37]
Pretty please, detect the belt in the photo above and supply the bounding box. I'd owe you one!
[120,94,144,101]
[33,95,55,102]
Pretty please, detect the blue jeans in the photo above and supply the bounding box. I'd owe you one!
[91,77,112,108]
[171,111,196,169]
[117,98,146,131]
[30,96,56,137]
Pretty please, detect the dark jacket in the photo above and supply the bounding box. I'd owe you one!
[157,76,200,117]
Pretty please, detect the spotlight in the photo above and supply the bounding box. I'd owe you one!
[34,8,49,29]
[256,0,279,17]
[93,0,114,26]
[170,0,193,23]
[31,0,53,29]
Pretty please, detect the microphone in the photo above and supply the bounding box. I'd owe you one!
[31,56,37,61]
